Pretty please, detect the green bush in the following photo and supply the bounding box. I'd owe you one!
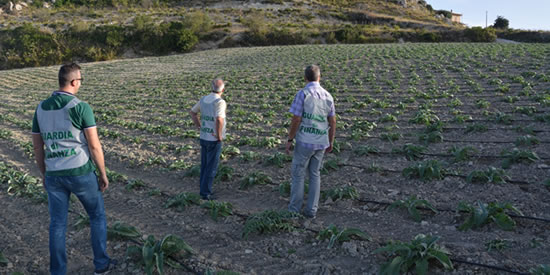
[464,27,496,42]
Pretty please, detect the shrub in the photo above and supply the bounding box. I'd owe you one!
[464,27,496,42]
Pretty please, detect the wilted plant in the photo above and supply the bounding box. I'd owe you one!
[374,234,453,275]
[515,135,540,147]
[466,167,509,184]
[392,144,426,161]
[390,195,438,222]
[457,201,523,231]
[402,160,447,181]
[201,201,233,221]
[485,239,511,252]
[354,145,379,156]
[321,186,358,201]
[501,148,540,169]
[264,152,292,168]
[164,192,200,211]
[317,224,370,249]
[107,221,142,241]
[448,146,477,163]
[125,179,146,190]
[242,210,301,239]
[239,171,272,189]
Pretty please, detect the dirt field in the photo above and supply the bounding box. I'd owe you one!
[0,43,549,274]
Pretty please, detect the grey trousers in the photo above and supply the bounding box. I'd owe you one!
[288,143,325,217]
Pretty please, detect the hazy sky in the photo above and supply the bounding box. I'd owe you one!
[427,0,550,31]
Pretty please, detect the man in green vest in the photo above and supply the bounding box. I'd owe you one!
[190,78,227,200]
[32,63,116,274]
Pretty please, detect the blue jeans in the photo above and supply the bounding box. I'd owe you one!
[199,139,222,198]
[288,143,325,217]
[45,171,110,275]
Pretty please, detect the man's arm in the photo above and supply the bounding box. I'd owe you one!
[326,115,336,153]
[190,111,201,130]
[32,134,46,186]
[84,127,109,192]
[285,115,302,154]
[215,117,224,141]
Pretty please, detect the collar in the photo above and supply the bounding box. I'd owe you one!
[210,92,221,98]
[52,90,75,97]
[305,81,320,88]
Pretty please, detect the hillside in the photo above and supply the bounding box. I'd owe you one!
[0,0,475,69]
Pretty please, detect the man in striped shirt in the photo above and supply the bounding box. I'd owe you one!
[285,65,336,219]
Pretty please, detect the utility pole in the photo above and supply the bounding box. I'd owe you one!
[486,11,488,28]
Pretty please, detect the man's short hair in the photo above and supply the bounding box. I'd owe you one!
[305,65,321,82]
[212,78,225,93]
[58,63,81,87]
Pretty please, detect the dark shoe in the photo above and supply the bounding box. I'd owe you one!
[94,259,118,275]
[303,213,316,219]
[201,194,217,201]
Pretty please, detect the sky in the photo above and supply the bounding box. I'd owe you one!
[427,0,550,31]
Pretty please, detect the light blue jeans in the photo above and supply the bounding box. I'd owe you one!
[288,143,325,217]
[45,171,110,275]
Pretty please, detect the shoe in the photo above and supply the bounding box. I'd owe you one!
[303,213,316,219]
[201,194,217,201]
[94,259,118,275]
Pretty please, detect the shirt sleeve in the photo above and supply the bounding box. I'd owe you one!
[69,102,96,130]
[289,90,304,116]
[191,101,200,113]
[328,96,336,117]
[215,99,226,118]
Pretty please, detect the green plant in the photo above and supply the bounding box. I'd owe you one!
[201,201,233,221]
[485,239,511,252]
[164,192,200,211]
[448,146,478,163]
[390,195,438,222]
[354,145,379,156]
[467,167,509,184]
[126,234,194,275]
[465,124,488,133]
[457,201,523,231]
[402,160,447,181]
[316,224,370,249]
[240,151,262,162]
[374,234,453,275]
[215,165,234,183]
[501,148,540,169]
[242,210,301,239]
[184,165,201,177]
[418,131,443,144]
[264,152,292,168]
[221,145,240,160]
[125,179,146,190]
[73,212,90,230]
[107,221,142,241]
[240,171,272,189]
[381,132,402,142]
[515,135,540,146]
[0,251,8,266]
[409,109,439,125]
[321,158,341,174]
[529,264,550,275]
[278,181,308,197]
[321,186,358,201]
[392,144,426,161]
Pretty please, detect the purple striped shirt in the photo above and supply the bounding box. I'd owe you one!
[289,82,335,150]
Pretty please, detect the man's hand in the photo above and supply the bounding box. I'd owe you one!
[98,174,109,192]
[285,141,293,155]
[325,143,333,153]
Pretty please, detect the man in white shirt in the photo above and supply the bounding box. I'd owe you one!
[190,78,227,200]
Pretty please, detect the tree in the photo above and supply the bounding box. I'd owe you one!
[493,16,509,29]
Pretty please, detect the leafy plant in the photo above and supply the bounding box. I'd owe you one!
[409,109,439,125]
[392,144,426,161]
[239,171,272,189]
[374,234,453,275]
[164,192,201,211]
[184,165,201,177]
[485,239,511,252]
[215,165,234,183]
[240,151,261,162]
[107,221,142,241]
[125,179,146,190]
[465,123,488,133]
[316,224,370,249]
[501,148,540,169]
[529,264,550,275]
[402,160,447,181]
[390,195,438,222]
[380,132,402,142]
[466,167,510,184]
[448,146,477,163]
[515,135,540,146]
[264,152,292,168]
[418,131,443,144]
[321,158,341,175]
[0,251,8,266]
[221,145,240,160]
[242,210,301,239]
[278,181,308,197]
[126,234,194,275]
[73,212,90,230]
[457,201,523,231]
[321,186,358,201]
[354,145,379,156]
[201,201,233,221]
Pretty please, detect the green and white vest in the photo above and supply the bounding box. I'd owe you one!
[36,98,91,171]
[199,96,226,141]
[296,89,331,145]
